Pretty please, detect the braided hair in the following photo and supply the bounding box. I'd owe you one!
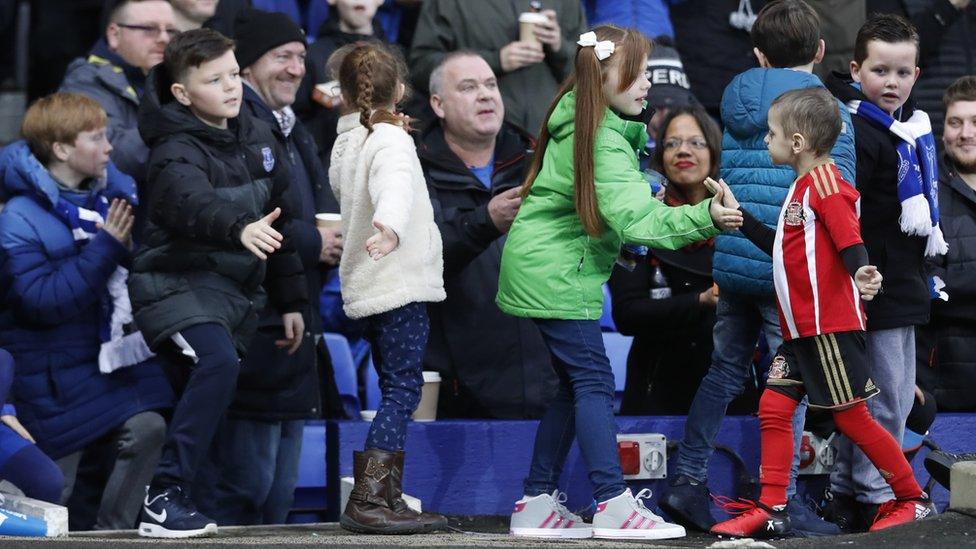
[332,41,410,134]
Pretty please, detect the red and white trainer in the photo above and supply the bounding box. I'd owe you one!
[869,496,933,532]
[592,488,686,540]
[509,490,591,539]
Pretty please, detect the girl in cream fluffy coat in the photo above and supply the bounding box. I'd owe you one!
[328,42,446,535]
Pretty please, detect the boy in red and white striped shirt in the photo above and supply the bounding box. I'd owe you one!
[709,87,930,538]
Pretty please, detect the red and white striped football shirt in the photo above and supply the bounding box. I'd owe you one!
[773,161,866,341]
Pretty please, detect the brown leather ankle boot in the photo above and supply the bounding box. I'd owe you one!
[340,449,445,534]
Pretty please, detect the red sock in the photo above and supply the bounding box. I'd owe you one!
[757,390,799,508]
[833,401,923,500]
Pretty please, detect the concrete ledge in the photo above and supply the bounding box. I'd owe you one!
[950,460,976,512]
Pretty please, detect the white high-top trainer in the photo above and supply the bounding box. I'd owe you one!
[592,488,686,540]
[509,490,592,539]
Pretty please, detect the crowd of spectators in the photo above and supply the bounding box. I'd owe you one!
[0,0,973,535]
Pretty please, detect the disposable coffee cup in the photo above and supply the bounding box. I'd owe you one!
[315,213,342,229]
[360,410,376,422]
[518,12,548,44]
[312,80,342,109]
[411,371,441,422]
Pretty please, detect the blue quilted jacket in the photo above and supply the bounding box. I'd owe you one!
[0,141,172,460]
[714,68,856,295]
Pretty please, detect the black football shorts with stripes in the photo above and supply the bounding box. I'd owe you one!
[766,330,880,410]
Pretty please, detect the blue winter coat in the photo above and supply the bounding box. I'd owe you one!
[713,68,857,295]
[0,141,173,460]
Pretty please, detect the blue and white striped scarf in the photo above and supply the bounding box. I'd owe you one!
[847,100,948,257]
[50,193,154,374]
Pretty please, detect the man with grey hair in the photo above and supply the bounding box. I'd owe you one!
[417,51,556,419]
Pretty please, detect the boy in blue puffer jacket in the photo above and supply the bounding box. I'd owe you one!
[0,93,173,530]
[660,0,855,537]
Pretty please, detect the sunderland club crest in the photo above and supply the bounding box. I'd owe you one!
[769,356,789,379]
[261,146,275,172]
[784,201,805,226]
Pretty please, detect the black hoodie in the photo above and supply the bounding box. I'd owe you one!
[826,71,929,331]
[129,66,307,355]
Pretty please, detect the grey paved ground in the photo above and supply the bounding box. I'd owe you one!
[2,510,974,548]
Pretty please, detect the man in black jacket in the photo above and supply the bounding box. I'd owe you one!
[191,9,343,526]
[917,75,976,412]
[419,52,555,419]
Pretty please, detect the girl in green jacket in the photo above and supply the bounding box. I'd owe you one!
[499,25,742,541]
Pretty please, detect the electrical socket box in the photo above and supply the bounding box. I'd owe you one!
[616,433,667,480]
[798,431,836,476]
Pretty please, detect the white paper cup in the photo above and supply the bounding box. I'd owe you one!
[518,12,548,44]
[360,410,377,422]
[411,371,441,422]
[315,213,342,229]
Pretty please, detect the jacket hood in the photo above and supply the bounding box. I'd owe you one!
[547,90,648,151]
[138,65,241,149]
[722,68,827,137]
[0,141,138,208]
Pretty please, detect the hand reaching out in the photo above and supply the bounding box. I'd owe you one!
[99,198,134,246]
[240,208,283,260]
[706,178,743,231]
[275,311,304,355]
[365,220,398,261]
[855,265,883,301]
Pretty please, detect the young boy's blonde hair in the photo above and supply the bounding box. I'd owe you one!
[21,93,107,165]
[771,88,842,156]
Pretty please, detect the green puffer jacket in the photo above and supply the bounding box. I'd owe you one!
[496,91,720,320]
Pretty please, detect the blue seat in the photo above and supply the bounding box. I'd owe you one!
[602,331,632,394]
[324,332,360,415]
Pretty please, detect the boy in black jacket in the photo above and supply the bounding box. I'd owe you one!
[825,14,945,531]
[130,29,307,538]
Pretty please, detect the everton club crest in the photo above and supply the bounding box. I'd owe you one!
[261,146,275,173]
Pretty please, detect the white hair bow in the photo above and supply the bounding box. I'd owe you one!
[577,31,615,61]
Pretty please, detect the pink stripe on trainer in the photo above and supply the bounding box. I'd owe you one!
[565,521,575,528]
[633,516,646,529]
[539,512,556,528]
[621,511,638,529]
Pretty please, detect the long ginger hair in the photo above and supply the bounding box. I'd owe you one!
[332,41,410,134]
[521,26,650,237]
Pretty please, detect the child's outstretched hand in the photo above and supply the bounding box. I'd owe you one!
[706,178,743,231]
[240,207,283,260]
[855,265,883,301]
[365,220,398,261]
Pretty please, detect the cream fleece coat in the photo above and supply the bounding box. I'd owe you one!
[329,113,445,319]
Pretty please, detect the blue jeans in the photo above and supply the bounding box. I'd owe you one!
[194,418,304,525]
[364,302,428,452]
[675,291,805,496]
[523,319,626,503]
